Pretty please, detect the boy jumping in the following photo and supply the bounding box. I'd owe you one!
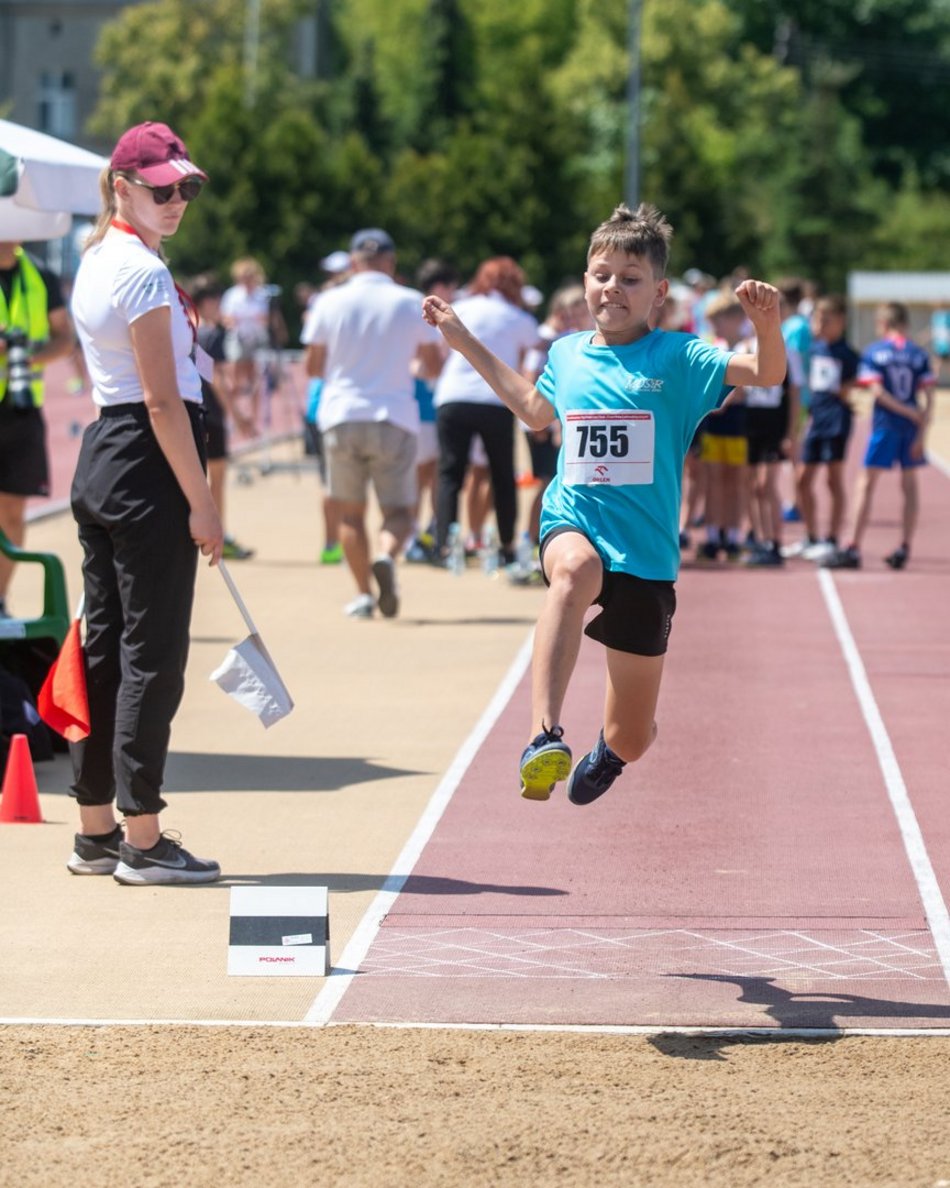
[423,204,785,805]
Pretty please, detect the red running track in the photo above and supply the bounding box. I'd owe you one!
[332,460,950,1029]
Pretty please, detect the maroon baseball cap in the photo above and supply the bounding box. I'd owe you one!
[110,122,208,186]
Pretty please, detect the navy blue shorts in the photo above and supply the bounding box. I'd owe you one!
[801,432,849,465]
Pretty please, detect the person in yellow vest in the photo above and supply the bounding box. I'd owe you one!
[0,241,73,616]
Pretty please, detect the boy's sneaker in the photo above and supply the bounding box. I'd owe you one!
[66,825,124,876]
[113,834,221,885]
[519,726,572,801]
[802,539,836,563]
[567,731,627,806]
[343,593,374,619]
[821,545,861,570]
[320,543,343,565]
[782,504,803,523]
[695,541,719,563]
[884,545,909,570]
[222,536,254,561]
[745,543,783,567]
[781,538,813,559]
[371,556,399,618]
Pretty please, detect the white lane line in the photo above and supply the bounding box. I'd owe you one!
[2,1017,950,1038]
[302,630,536,1025]
[818,568,950,988]
[929,448,950,480]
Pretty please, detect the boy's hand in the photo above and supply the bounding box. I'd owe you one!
[735,280,781,323]
[422,296,468,350]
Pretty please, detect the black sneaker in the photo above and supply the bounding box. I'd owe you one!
[67,825,124,876]
[567,730,626,806]
[519,726,572,801]
[744,544,784,567]
[884,545,909,570]
[113,834,221,885]
[371,556,400,618]
[695,541,719,563]
[821,545,861,570]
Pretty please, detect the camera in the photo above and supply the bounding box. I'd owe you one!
[3,328,34,412]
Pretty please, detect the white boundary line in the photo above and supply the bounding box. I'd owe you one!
[818,568,950,988]
[302,631,536,1025]
[1,1016,949,1038]
[929,448,950,480]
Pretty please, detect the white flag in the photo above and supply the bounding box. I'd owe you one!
[210,632,294,729]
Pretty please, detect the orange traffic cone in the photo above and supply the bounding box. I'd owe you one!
[0,734,43,824]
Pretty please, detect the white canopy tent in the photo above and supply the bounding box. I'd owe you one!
[0,119,107,242]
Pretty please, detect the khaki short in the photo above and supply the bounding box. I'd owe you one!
[324,421,418,508]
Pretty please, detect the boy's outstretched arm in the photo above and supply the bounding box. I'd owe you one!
[724,281,787,388]
[422,296,556,430]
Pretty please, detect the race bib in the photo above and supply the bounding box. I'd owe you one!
[810,354,842,395]
[564,410,654,486]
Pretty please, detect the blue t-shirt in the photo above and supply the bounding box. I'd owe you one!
[807,337,859,438]
[858,335,934,437]
[537,330,731,581]
[782,313,812,408]
[414,376,436,424]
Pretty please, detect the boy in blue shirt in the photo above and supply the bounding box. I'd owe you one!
[823,302,935,571]
[422,204,785,806]
[790,294,860,562]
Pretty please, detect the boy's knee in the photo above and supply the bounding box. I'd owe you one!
[548,549,601,601]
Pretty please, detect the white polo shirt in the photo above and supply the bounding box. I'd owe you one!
[435,291,539,408]
[71,230,201,407]
[301,271,439,435]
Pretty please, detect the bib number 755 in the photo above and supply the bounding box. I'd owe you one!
[575,423,630,459]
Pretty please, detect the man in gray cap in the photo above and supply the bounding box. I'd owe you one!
[302,229,442,618]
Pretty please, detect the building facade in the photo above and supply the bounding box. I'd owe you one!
[0,1,148,151]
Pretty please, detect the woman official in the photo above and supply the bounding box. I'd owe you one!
[66,121,223,885]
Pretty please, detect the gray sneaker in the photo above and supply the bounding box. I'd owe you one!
[67,825,124,875]
[113,834,221,885]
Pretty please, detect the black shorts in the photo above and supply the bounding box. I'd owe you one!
[0,403,49,496]
[801,431,849,465]
[745,408,787,466]
[540,529,676,657]
[525,427,559,481]
[201,381,228,461]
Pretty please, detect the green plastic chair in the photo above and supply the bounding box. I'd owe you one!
[0,531,70,649]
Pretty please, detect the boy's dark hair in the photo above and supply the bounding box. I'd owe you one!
[776,277,805,308]
[416,257,459,295]
[587,203,672,278]
[816,293,847,318]
[188,272,223,305]
[880,301,909,330]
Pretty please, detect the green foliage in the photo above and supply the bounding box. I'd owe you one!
[89,0,950,307]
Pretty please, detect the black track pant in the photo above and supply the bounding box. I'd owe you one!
[69,402,204,817]
[435,401,516,551]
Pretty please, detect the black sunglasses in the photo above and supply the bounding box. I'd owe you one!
[128,176,204,205]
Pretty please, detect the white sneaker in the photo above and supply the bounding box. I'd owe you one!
[780,539,811,559]
[803,540,836,563]
[343,593,374,619]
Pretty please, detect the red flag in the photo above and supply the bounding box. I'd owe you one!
[37,619,90,742]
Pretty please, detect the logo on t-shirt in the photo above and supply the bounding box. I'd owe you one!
[624,376,664,393]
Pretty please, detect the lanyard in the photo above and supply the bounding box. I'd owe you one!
[110,219,198,345]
